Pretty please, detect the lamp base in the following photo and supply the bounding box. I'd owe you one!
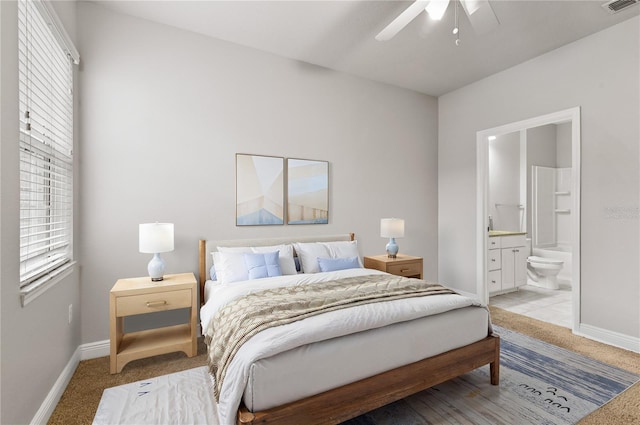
[148,253,166,282]
[386,237,399,259]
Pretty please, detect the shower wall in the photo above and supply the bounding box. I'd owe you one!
[525,124,572,236]
[555,167,572,246]
[532,166,572,248]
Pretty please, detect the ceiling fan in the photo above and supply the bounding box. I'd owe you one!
[375,0,499,44]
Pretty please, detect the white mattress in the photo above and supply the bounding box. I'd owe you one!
[244,305,488,411]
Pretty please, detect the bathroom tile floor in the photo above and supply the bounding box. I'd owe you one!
[490,281,572,328]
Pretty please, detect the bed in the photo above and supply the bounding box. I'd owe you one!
[198,233,499,425]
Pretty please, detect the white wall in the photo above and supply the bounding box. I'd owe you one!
[77,3,439,344]
[556,122,572,168]
[439,16,639,340]
[0,1,81,424]
[527,125,557,168]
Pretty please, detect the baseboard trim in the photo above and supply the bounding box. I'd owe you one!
[30,346,80,425]
[576,323,640,353]
[31,341,109,424]
[80,339,110,360]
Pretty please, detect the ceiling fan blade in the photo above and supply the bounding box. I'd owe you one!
[461,0,499,35]
[375,0,431,41]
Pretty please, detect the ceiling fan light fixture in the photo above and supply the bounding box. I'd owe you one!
[426,0,451,21]
[376,0,499,42]
[375,0,431,41]
[461,0,482,15]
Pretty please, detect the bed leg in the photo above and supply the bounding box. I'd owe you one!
[490,334,500,385]
[237,405,256,425]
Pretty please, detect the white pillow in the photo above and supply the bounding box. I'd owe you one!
[322,241,363,266]
[217,244,297,276]
[293,242,331,274]
[294,241,362,274]
[211,251,249,284]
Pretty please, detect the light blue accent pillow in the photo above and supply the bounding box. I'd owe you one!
[209,265,217,281]
[244,251,282,280]
[317,256,361,272]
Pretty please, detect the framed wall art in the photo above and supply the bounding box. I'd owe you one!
[236,154,284,226]
[287,158,329,225]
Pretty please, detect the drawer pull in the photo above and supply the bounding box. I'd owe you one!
[401,269,411,273]
[146,300,167,308]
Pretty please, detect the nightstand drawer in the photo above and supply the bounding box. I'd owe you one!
[116,289,192,317]
[386,262,422,277]
[364,255,423,279]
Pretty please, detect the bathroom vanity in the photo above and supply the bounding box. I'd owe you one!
[488,231,527,296]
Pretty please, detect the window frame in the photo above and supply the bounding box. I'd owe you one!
[18,0,79,306]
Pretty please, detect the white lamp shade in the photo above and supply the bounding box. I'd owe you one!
[380,218,405,238]
[139,223,174,253]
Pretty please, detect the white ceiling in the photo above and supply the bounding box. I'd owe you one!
[91,0,640,96]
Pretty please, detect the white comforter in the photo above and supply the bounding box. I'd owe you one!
[201,268,481,425]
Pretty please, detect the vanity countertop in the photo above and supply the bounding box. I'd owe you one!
[489,230,527,237]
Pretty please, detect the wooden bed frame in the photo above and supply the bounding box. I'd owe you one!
[198,234,500,425]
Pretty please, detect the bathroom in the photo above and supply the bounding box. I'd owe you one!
[488,121,574,328]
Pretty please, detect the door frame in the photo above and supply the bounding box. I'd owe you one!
[476,107,581,332]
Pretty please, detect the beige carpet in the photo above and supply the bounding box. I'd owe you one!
[48,307,639,424]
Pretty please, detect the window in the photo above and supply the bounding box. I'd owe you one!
[18,0,79,291]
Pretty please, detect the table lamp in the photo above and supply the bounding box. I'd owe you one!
[380,218,404,258]
[139,222,174,281]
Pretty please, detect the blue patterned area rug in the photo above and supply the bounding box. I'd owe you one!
[94,326,638,425]
[344,325,639,425]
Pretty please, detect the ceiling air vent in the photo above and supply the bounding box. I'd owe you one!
[602,0,639,14]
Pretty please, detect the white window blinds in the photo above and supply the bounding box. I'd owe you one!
[18,0,76,286]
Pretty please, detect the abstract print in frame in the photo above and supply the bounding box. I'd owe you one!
[236,154,284,226]
[287,158,329,224]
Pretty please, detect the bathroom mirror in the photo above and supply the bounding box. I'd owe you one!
[476,107,581,332]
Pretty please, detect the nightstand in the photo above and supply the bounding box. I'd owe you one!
[109,272,198,374]
[363,254,423,279]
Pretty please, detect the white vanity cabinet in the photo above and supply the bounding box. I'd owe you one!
[488,233,527,295]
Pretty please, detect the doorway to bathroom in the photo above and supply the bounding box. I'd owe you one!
[476,107,581,332]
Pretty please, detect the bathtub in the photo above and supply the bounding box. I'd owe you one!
[532,245,572,286]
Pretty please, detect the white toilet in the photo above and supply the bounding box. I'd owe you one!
[526,239,564,290]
